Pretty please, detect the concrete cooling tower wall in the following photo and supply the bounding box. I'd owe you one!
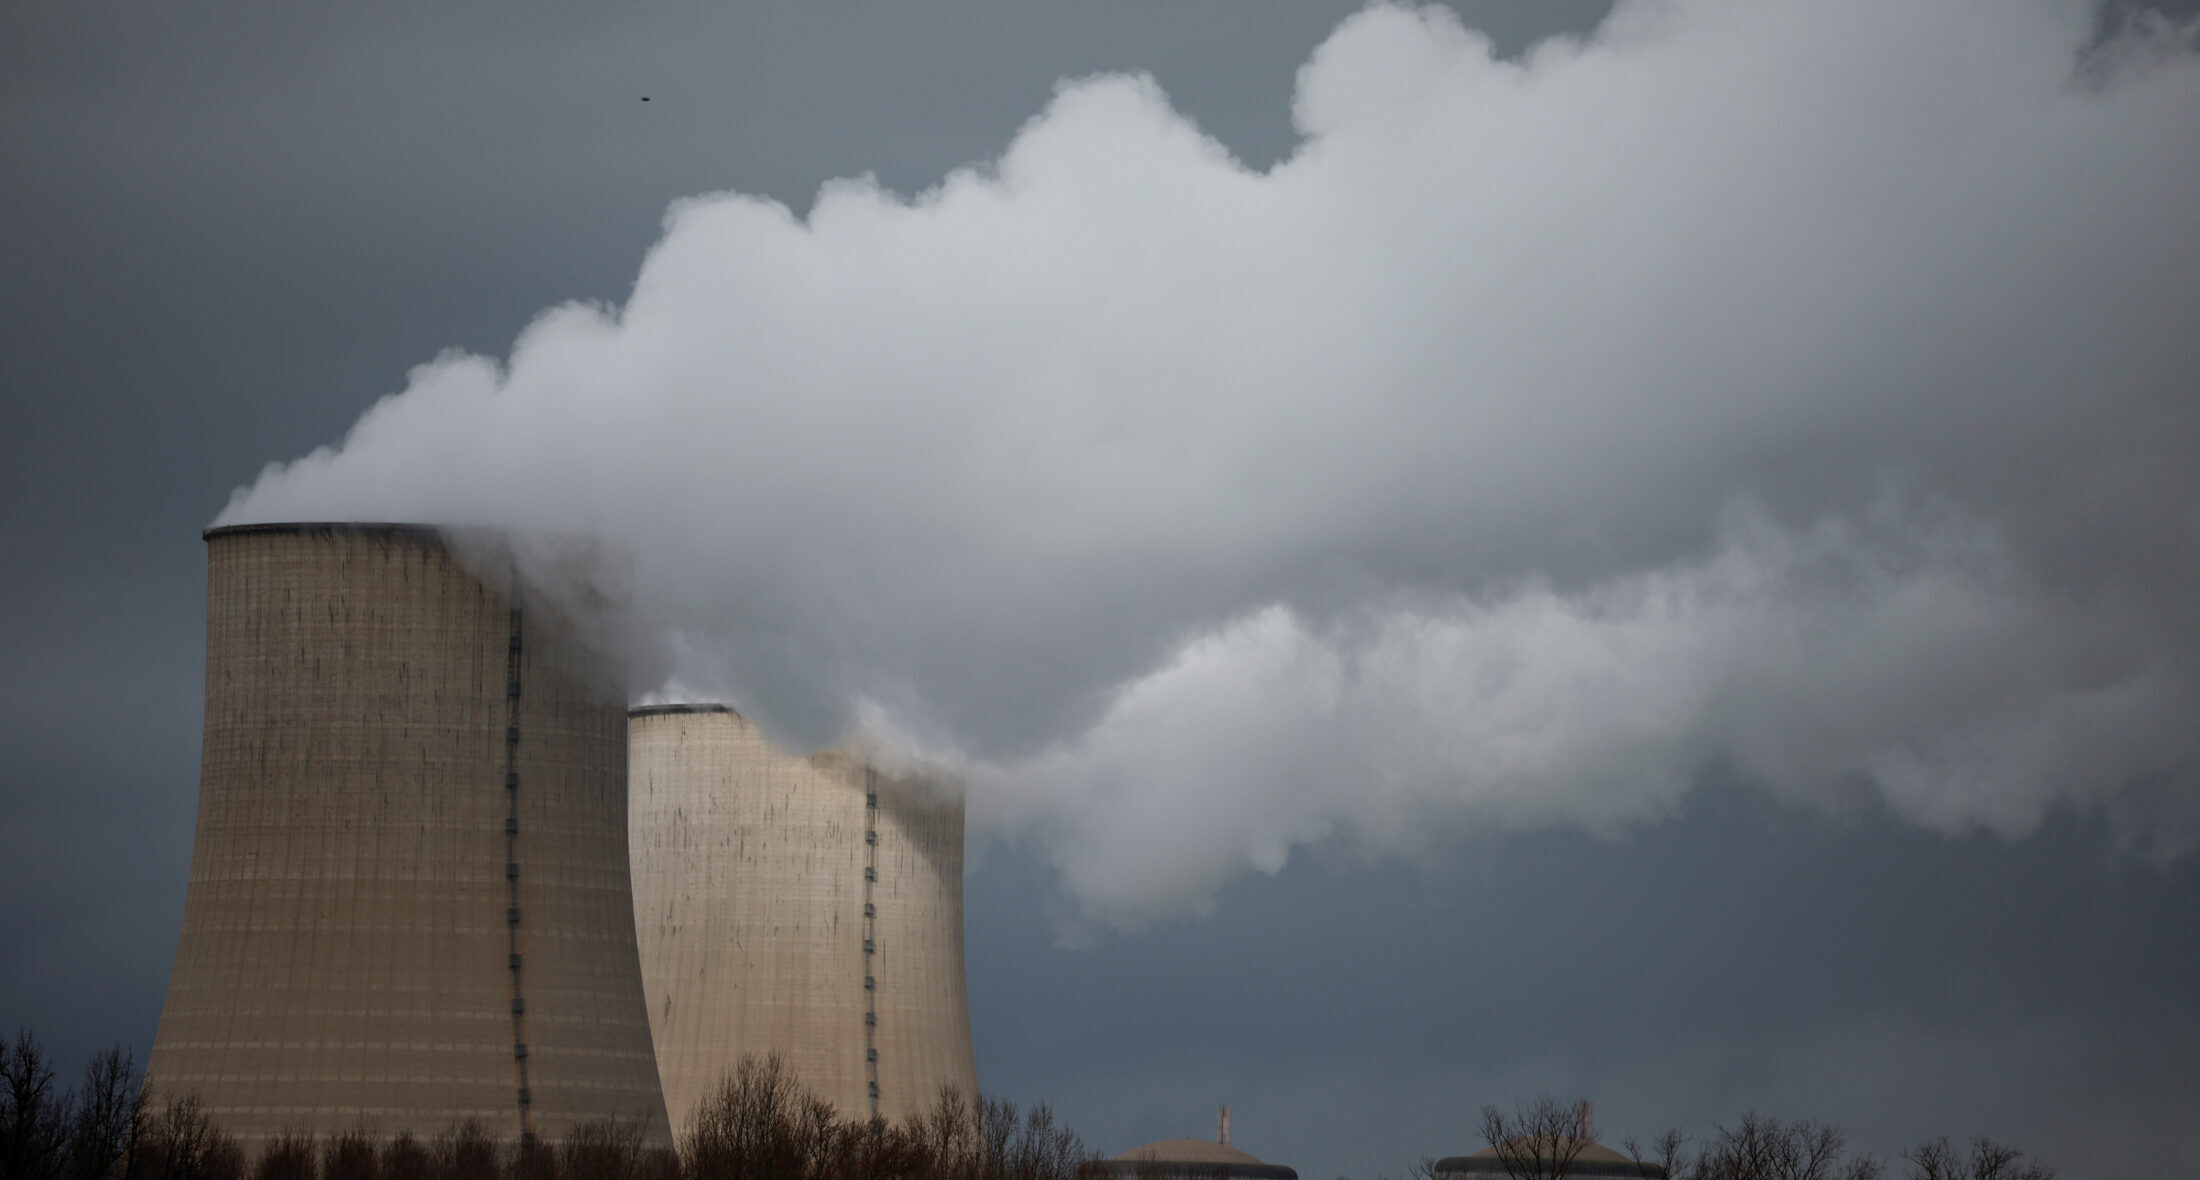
[627,705,978,1131]
[148,523,673,1153]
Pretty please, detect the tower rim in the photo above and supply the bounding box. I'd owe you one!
[203,521,448,543]
[629,703,739,718]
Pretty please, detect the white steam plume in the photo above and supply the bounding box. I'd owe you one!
[220,0,2200,925]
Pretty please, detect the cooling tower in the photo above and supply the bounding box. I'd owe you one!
[148,523,673,1153]
[627,705,978,1131]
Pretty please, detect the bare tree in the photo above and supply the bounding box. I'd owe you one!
[1014,1103,1088,1180]
[250,1133,314,1180]
[684,1053,829,1180]
[1477,1097,1595,1180]
[65,1050,143,1180]
[320,1130,378,1180]
[976,1099,1086,1180]
[432,1120,500,1180]
[914,1085,982,1180]
[1898,1138,2051,1180]
[1676,1112,1884,1180]
[1696,1113,1775,1180]
[382,1133,431,1180]
[1622,1130,1687,1180]
[559,1119,651,1180]
[125,1095,241,1180]
[510,1131,563,1180]
[3,1031,72,1180]
[1956,1139,2052,1180]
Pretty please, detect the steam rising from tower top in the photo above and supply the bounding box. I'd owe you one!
[219,0,2200,926]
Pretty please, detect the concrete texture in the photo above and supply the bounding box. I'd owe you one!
[147,524,673,1153]
[627,705,978,1132]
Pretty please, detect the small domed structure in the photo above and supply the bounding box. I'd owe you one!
[1080,1137,1299,1179]
[1435,1137,1667,1178]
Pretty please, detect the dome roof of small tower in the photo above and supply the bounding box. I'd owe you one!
[1437,1137,1666,1177]
[1115,1140,1266,1165]
[1081,1138,1299,1179]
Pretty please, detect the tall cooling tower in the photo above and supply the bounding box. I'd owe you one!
[148,523,673,1152]
[627,705,978,1131]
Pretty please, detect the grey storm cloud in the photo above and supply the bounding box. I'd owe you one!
[218,0,2200,924]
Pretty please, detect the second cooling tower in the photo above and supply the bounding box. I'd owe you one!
[628,705,978,1129]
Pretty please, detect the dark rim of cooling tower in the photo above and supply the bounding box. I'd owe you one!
[629,703,738,718]
[204,522,449,543]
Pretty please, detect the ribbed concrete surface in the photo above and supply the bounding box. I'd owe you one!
[628,707,978,1131]
[148,524,672,1152]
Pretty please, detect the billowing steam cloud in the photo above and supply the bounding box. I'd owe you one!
[221,0,2200,925]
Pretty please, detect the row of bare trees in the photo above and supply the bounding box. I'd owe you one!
[3,1032,151,1180]
[1464,1097,2054,1180]
[3,1029,394,1180]
[251,1119,674,1180]
[3,1034,1090,1180]
[683,1053,1087,1180]
[6,1033,2064,1180]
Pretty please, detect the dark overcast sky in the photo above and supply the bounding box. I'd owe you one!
[4,4,2198,1179]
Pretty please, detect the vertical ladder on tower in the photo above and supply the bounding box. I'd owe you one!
[862,769,881,1121]
[503,597,532,1138]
